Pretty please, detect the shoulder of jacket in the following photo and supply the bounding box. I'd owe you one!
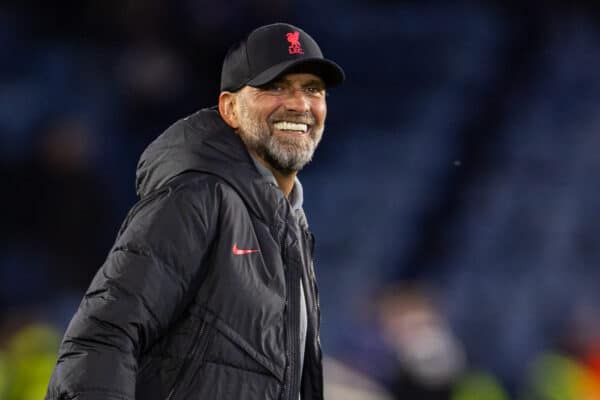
[121,173,224,242]
[178,107,222,133]
[150,108,222,149]
[164,171,239,198]
[151,172,249,219]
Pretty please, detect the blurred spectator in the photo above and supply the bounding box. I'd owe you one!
[519,297,600,399]
[451,372,508,400]
[2,115,117,304]
[33,115,117,293]
[375,283,466,399]
[324,356,394,400]
[0,321,60,400]
[521,352,600,400]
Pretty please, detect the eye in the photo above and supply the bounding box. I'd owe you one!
[304,86,325,96]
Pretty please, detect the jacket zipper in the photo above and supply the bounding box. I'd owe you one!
[307,231,324,399]
[306,232,321,351]
[287,260,300,400]
[312,262,323,369]
[280,208,300,400]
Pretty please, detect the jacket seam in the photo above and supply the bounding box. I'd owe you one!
[53,388,133,400]
[111,245,188,295]
[88,270,162,341]
[205,359,275,378]
[199,306,284,383]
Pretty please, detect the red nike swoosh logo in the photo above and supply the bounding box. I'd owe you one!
[232,243,260,255]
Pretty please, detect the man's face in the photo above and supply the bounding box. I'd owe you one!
[234,73,327,173]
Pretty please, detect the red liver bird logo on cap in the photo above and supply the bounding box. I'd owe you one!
[286,31,304,55]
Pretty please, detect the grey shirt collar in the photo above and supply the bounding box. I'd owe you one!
[250,156,304,211]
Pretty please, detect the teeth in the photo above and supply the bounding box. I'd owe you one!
[273,121,308,132]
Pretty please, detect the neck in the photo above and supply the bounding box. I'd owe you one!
[251,151,297,198]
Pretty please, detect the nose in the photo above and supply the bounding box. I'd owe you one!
[283,89,310,112]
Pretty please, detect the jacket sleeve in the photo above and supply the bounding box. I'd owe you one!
[45,180,218,400]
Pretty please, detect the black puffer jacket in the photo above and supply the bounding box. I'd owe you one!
[45,107,323,400]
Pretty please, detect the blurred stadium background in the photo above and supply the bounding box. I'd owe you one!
[3,1,600,399]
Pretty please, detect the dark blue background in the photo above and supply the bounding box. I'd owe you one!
[3,1,600,397]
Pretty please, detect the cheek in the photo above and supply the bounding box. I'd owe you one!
[251,96,280,120]
[314,102,327,125]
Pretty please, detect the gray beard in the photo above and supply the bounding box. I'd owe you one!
[237,112,323,174]
[245,132,317,174]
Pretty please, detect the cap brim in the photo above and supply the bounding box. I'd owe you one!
[247,57,345,89]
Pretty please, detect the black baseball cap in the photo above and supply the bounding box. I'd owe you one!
[220,23,345,92]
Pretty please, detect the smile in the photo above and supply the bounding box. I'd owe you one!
[273,121,308,133]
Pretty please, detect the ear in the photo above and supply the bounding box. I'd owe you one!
[218,91,239,129]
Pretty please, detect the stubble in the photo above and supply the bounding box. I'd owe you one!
[235,95,324,174]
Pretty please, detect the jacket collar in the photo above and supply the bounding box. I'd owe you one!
[135,107,290,225]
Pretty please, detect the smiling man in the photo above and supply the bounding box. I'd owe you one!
[45,23,344,400]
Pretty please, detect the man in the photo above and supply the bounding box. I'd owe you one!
[45,22,344,400]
